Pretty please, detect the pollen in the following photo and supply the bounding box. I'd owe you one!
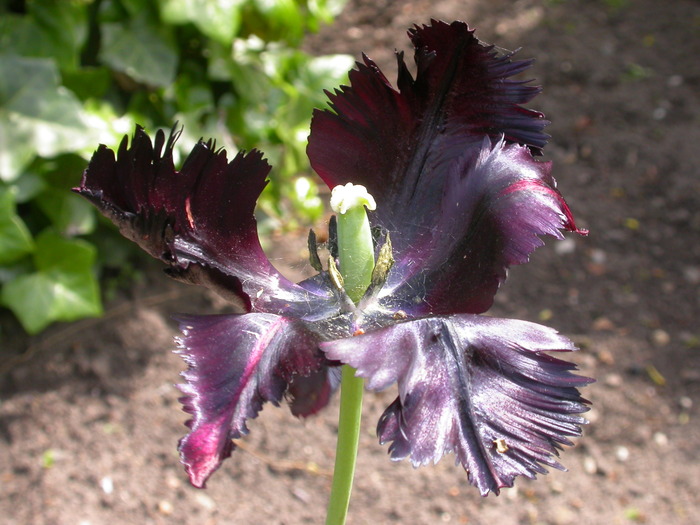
[494,438,509,454]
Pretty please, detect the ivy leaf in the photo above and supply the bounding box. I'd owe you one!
[0,187,34,265]
[249,0,306,45]
[8,171,46,203]
[34,155,97,236]
[0,54,90,181]
[158,0,244,44]
[36,188,96,236]
[1,230,102,334]
[62,67,113,101]
[100,15,178,87]
[0,2,87,71]
[305,0,347,30]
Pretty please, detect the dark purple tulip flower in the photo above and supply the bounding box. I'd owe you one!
[74,20,591,496]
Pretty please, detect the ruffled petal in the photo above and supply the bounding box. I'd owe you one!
[74,126,337,317]
[377,138,585,316]
[321,314,592,496]
[176,313,328,487]
[308,20,548,205]
[308,20,584,315]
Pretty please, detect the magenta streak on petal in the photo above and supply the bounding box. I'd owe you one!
[179,315,289,488]
[181,422,229,488]
[501,179,588,235]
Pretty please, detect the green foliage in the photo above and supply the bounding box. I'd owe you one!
[1,230,102,334]
[0,187,34,264]
[0,0,350,334]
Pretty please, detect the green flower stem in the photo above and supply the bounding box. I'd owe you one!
[326,183,376,525]
[326,365,365,525]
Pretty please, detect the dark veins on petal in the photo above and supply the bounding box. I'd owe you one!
[308,20,586,317]
[74,126,338,319]
[321,315,592,496]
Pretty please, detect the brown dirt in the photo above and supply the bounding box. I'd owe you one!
[2,0,699,523]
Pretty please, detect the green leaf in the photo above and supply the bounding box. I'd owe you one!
[171,75,215,117]
[158,0,244,44]
[291,176,323,222]
[0,258,33,285]
[0,15,49,59]
[27,155,96,235]
[62,67,113,101]
[36,189,96,236]
[249,0,306,44]
[0,55,90,181]
[80,100,137,150]
[306,0,348,29]
[0,1,87,71]
[29,0,88,70]
[0,187,34,265]
[1,230,102,334]
[302,53,355,92]
[33,230,95,274]
[100,16,178,87]
[10,172,47,203]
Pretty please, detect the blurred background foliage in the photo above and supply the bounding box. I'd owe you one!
[0,0,351,335]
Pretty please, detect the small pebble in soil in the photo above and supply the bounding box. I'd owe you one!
[555,237,576,255]
[158,500,174,515]
[165,472,181,489]
[652,107,667,120]
[593,317,616,332]
[291,487,311,503]
[597,349,615,365]
[651,329,671,347]
[605,373,623,387]
[682,266,700,285]
[583,456,598,475]
[653,432,669,447]
[590,249,607,265]
[667,75,684,87]
[550,481,564,494]
[100,476,113,495]
[615,446,630,462]
[195,492,216,511]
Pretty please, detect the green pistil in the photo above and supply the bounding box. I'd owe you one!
[331,183,376,304]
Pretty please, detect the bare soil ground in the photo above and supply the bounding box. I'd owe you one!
[2,0,699,523]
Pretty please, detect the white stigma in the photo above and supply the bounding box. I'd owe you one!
[329,183,376,214]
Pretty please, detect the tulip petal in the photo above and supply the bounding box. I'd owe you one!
[379,138,585,315]
[176,313,328,487]
[74,126,337,317]
[321,314,591,496]
[308,21,584,315]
